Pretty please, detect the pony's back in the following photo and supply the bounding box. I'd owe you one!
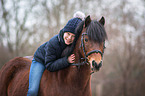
[0,57,31,96]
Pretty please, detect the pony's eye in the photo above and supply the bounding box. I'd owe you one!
[85,38,88,42]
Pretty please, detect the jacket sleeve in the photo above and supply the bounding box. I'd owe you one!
[44,42,70,72]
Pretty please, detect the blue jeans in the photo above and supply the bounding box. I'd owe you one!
[27,59,45,96]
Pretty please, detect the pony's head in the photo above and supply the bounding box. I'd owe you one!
[75,15,107,72]
[61,15,107,72]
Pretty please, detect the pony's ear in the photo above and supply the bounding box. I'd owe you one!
[99,16,105,26]
[85,15,91,27]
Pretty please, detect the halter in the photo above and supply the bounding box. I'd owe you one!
[72,32,105,74]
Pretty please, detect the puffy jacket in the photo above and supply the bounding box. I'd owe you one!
[34,30,70,72]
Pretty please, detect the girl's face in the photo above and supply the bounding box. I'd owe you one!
[63,32,75,45]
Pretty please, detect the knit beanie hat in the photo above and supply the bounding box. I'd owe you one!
[63,11,85,34]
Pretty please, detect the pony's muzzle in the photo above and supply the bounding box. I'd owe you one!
[92,60,102,71]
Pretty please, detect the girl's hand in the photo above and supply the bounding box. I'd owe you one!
[68,54,75,63]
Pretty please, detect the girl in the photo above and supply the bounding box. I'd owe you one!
[27,11,85,96]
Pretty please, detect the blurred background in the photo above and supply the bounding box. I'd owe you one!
[0,0,145,96]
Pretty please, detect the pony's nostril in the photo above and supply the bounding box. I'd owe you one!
[92,60,97,67]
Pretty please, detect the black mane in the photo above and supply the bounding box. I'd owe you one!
[87,20,107,43]
[61,20,107,57]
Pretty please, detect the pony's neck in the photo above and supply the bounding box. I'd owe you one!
[64,49,91,94]
[66,43,91,87]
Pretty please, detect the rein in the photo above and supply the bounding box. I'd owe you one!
[71,32,105,74]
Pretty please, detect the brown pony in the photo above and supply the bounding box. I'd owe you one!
[0,16,107,96]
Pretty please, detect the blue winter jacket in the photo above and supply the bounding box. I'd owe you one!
[34,30,70,72]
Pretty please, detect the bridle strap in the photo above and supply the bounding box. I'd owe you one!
[71,33,89,67]
[81,33,88,61]
[86,50,103,57]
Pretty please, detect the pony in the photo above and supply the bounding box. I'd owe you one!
[0,15,107,96]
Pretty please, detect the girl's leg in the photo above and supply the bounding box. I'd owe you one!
[27,59,45,96]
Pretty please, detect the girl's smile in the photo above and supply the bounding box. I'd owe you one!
[63,32,75,45]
